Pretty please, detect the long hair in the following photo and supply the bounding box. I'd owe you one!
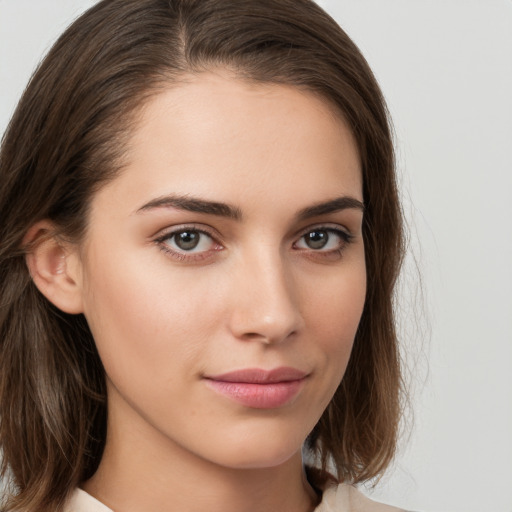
[0,1,405,510]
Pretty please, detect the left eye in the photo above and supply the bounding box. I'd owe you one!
[163,229,215,253]
[295,229,348,251]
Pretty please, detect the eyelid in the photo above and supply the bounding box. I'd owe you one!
[153,223,224,262]
[292,223,355,259]
[153,223,221,242]
[294,222,353,241]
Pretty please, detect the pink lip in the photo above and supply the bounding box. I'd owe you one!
[204,367,307,409]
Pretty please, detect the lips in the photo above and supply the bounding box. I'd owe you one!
[203,367,307,409]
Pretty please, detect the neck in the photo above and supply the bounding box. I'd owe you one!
[83,392,320,512]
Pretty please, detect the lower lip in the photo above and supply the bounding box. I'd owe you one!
[204,379,304,409]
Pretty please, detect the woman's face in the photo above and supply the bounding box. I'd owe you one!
[75,72,366,470]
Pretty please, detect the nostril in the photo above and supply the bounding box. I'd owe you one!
[243,332,271,344]
[239,328,298,345]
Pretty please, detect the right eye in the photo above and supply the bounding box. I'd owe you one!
[155,227,223,261]
[167,230,212,252]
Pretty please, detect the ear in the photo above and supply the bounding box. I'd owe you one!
[24,221,84,314]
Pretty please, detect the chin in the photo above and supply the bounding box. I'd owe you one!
[204,427,306,470]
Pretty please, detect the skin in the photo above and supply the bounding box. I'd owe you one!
[45,72,367,511]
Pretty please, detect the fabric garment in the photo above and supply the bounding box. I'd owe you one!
[64,484,405,511]
[316,483,406,511]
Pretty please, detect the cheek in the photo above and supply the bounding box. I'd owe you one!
[310,260,366,387]
[80,250,219,388]
[305,258,366,343]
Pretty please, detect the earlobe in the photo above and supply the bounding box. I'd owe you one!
[24,221,84,314]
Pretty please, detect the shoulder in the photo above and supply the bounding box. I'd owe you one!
[315,482,407,512]
[64,489,113,512]
[64,484,407,512]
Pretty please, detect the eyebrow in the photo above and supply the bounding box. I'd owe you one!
[136,194,364,220]
[136,194,242,220]
[296,196,365,221]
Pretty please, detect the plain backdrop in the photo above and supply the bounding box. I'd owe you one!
[1,1,511,511]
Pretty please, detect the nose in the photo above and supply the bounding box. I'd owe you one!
[227,249,304,344]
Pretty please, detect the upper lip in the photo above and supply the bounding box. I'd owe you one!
[205,367,308,384]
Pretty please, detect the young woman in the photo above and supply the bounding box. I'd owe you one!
[0,1,406,511]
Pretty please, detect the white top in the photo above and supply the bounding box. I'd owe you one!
[64,485,405,512]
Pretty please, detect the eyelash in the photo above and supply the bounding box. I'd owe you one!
[293,226,354,260]
[154,224,354,263]
[154,225,222,262]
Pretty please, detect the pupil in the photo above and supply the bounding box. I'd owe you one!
[307,230,328,249]
[175,231,200,250]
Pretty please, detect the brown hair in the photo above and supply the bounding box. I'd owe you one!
[0,0,404,510]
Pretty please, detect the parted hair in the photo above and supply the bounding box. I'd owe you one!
[0,1,405,510]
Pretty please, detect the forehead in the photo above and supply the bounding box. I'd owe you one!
[92,72,362,218]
